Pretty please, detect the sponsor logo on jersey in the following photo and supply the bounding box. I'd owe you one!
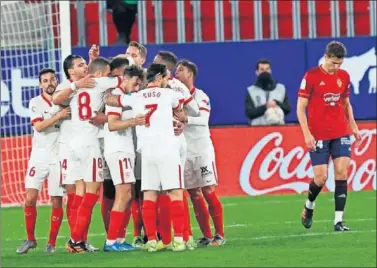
[323,93,341,106]
[200,166,212,178]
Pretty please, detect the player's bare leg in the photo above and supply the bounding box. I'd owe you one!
[142,191,159,252]
[188,187,213,246]
[104,183,137,252]
[301,164,328,229]
[17,189,38,254]
[333,157,351,231]
[202,185,225,246]
[67,182,101,253]
[45,196,63,253]
[167,189,186,252]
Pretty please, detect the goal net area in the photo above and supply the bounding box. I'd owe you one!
[1,0,71,207]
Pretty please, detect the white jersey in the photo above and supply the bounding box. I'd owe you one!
[104,88,135,156]
[70,77,121,146]
[55,79,73,144]
[28,95,61,163]
[168,77,199,116]
[184,87,213,156]
[119,86,181,155]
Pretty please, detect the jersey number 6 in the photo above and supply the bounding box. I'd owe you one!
[145,104,158,127]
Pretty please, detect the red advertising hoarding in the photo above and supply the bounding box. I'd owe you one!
[1,122,375,206]
[212,122,376,196]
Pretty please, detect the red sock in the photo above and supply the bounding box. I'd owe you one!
[107,211,125,240]
[204,191,224,237]
[156,196,161,234]
[142,200,157,241]
[118,209,131,239]
[24,206,37,241]
[48,207,63,246]
[170,200,184,238]
[71,193,98,242]
[66,193,75,229]
[132,200,143,237]
[159,194,172,244]
[69,194,83,233]
[101,196,113,233]
[183,195,193,241]
[191,196,213,238]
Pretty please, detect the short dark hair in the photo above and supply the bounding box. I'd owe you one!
[38,68,56,82]
[128,41,147,59]
[110,57,130,71]
[88,57,110,74]
[325,41,347,58]
[63,54,84,79]
[177,59,198,78]
[157,51,178,70]
[123,65,145,80]
[146,63,168,83]
[255,59,271,70]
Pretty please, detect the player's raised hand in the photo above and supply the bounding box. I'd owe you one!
[89,44,100,62]
[174,108,187,123]
[135,114,146,126]
[304,133,316,151]
[57,107,71,119]
[75,75,96,89]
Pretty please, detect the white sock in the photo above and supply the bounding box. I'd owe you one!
[334,211,343,225]
[106,239,116,246]
[174,237,184,243]
[305,199,315,210]
[116,238,125,244]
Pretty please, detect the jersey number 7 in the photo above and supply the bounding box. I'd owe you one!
[145,104,158,127]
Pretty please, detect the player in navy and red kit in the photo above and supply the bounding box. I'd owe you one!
[297,41,361,231]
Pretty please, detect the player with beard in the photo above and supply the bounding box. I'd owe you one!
[52,55,100,251]
[17,69,70,254]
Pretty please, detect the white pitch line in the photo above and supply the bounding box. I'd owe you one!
[4,218,375,242]
[3,230,376,252]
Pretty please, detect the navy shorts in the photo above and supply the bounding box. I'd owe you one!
[310,135,352,166]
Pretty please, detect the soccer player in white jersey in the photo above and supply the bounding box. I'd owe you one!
[106,63,186,252]
[52,55,99,251]
[153,51,199,249]
[102,65,145,252]
[175,59,225,246]
[63,57,121,253]
[16,69,70,254]
[101,57,132,234]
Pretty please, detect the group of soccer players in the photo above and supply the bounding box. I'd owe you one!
[17,39,361,255]
[17,41,225,254]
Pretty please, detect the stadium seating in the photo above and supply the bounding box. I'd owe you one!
[66,0,372,46]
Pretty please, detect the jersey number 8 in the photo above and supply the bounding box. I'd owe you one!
[78,92,92,120]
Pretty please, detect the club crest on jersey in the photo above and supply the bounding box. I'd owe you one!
[337,78,342,88]
[323,93,341,106]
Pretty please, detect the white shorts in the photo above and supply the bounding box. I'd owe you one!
[178,134,187,169]
[99,138,111,181]
[25,161,65,196]
[141,150,184,191]
[184,149,218,190]
[70,142,104,183]
[59,142,78,186]
[105,152,135,186]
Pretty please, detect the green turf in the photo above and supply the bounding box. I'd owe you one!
[1,191,376,267]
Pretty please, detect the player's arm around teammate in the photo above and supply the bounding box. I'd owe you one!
[17,69,70,254]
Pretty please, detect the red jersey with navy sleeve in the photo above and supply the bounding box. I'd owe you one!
[298,65,351,140]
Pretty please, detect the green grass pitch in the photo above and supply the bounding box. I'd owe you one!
[1,191,376,267]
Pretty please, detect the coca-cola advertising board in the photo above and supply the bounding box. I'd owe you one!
[212,122,376,196]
